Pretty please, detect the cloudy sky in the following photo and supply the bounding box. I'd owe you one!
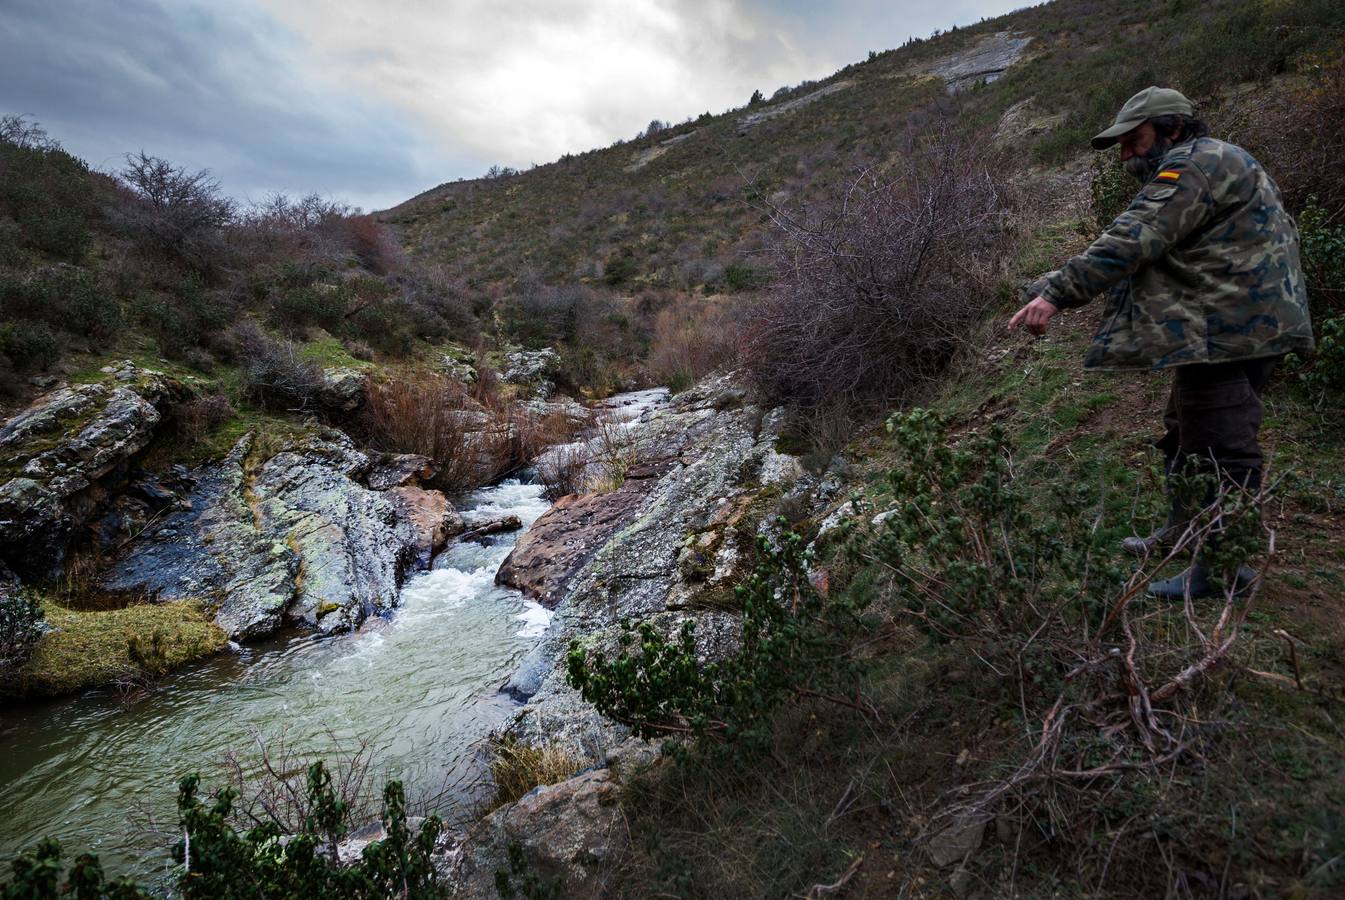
[1,0,1028,211]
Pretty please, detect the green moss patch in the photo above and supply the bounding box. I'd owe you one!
[19,600,227,697]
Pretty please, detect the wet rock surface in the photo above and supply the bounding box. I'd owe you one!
[0,363,182,575]
[102,428,456,639]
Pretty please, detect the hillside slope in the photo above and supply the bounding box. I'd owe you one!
[383,0,1343,292]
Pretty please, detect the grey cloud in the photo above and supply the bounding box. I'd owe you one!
[0,0,468,209]
[2,0,1029,211]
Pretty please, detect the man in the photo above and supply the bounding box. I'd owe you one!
[1009,86,1314,598]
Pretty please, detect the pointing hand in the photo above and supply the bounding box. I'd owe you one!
[1009,296,1058,336]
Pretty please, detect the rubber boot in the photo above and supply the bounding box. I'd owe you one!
[1147,563,1258,600]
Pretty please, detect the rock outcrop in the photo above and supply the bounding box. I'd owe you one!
[438,376,826,894]
[921,31,1032,92]
[500,348,561,398]
[0,362,182,575]
[495,375,802,755]
[737,81,853,134]
[496,463,665,608]
[441,769,627,897]
[102,428,457,639]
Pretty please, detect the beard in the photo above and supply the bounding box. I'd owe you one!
[1125,136,1173,182]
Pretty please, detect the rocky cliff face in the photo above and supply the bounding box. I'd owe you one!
[0,362,464,643]
[101,430,462,639]
[0,362,184,576]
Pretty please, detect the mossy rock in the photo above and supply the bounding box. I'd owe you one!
[16,599,227,697]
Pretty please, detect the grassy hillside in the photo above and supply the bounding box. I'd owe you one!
[384,0,1344,291]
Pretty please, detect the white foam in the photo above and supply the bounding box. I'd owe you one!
[513,600,552,638]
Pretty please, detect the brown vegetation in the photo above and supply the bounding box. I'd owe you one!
[744,128,1019,416]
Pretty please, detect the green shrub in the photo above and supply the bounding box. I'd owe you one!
[343,302,414,357]
[130,279,232,358]
[566,525,869,761]
[0,124,97,263]
[1,763,443,898]
[270,283,348,335]
[602,250,638,286]
[1298,314,1345,394]
[1298,199,1345,318]
[1,838,149,898]
[1088,153,1135,233]
[722,262,766,293]
[0,320,60,373]
[26,265,121,339]
[0,265,121,346]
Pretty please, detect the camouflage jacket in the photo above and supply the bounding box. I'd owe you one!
[1035,137,1314,370]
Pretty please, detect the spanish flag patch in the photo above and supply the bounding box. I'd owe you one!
[1156,170,1181,181]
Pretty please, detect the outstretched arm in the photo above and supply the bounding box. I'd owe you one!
[1009,157,1214,335]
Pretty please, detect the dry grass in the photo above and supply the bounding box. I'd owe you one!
[479,737,586,817]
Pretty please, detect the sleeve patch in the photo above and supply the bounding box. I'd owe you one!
[1140,184,1179,202]
[1155,170,1181,181]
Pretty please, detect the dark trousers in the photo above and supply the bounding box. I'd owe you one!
[1156,356,1279,497]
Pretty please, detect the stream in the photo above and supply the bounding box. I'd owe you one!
[0,479,552,885]
[0,387,671,887]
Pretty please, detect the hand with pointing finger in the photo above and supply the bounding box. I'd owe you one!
[1009,295,1058,336]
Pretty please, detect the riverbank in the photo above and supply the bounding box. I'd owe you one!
[0,473,555,883]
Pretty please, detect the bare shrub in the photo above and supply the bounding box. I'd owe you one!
[537,443,591,500]
[174,392,235,445]
[645,296,741,391]
[112,152,236,275]
[744,128,1018,415]
[589,413,645,492]
[0,114,57,150]
[229,322,327,412]
[232,192,353,272]
[339,214,403,275]
[358,375,480,491]
[1237,50,1345,225]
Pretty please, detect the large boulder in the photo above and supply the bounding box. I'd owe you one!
[387,485,464,567]
[500,348,561,398]
[365,452,437,491]
[495,465,664,608]
[0,363,181,575]
[442,769,627,898]
[317,367,368,415]
[102,428,453,639]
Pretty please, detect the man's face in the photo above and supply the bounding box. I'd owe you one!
[1118,121,1168,181]
[1118,122,1158,161]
